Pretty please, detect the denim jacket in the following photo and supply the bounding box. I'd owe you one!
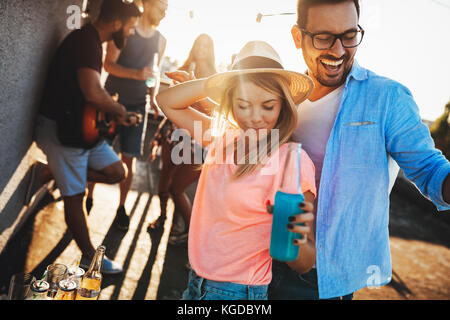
[313,61,450,299]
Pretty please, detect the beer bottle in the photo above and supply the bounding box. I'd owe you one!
[75,246,105,300]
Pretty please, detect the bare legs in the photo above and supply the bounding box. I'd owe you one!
[63,161,126,260]
[63,193,96,259]
[169,163,201,231]
[150,137,200,232]
[118,154,134,208]
[86,153,134,213]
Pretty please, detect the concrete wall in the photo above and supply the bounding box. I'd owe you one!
[0,0,103,253]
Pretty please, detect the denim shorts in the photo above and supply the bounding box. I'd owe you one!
[116,103,147,158]
[268,260,353,300]
[182,269,268,300]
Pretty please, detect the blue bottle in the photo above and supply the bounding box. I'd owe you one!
[269,143,304,261]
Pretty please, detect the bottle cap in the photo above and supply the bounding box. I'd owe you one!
[31,280,50,293]
[58,279,77,292]
[67,266,85,278]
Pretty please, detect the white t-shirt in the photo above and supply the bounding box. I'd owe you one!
[291,86,345,270]
[291,85,400,270]
[292,85,399,210]
[291,85,345,192]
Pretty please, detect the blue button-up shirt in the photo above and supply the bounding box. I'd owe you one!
[300,61,450,299]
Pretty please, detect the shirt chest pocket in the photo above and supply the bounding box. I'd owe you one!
[339,121,383,168]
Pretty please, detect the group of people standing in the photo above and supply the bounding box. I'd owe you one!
[34,0,449,301]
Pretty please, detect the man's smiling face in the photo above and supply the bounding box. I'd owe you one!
[293,1,360,88]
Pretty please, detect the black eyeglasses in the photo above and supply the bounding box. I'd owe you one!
[299,25,365,50]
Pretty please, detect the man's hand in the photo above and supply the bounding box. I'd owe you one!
[135,67,154,81]
[116,111,141,127]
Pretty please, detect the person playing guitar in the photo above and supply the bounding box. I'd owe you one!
[34,0,141,274]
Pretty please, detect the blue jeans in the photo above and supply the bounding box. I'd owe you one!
[268,261,354,300]
[182,269,268,300]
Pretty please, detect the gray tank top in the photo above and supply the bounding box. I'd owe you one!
[105,30,162,106]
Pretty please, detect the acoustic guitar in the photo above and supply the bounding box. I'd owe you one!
[82,103,143,149]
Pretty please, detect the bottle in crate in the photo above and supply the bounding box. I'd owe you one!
[54,279,77,300]
[25,280,53,300]
[75,246,105,300]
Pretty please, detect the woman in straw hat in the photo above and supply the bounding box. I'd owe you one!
[156,40,317,300]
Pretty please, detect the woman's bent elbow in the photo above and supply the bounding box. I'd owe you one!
[155,94,167,111]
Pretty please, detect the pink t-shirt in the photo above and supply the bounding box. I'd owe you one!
[188,134,317,286]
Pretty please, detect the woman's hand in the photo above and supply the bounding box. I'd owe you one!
[266,192,316,274]
[266,200,314,244]
[287,201,314,245]
[289,193,316,274]
[165,70,195,84]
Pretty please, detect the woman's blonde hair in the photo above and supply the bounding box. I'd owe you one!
[209,72,298,179]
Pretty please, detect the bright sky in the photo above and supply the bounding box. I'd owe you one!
[157,0,450,121]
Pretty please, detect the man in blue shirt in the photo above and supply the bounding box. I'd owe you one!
[269,0,450,300]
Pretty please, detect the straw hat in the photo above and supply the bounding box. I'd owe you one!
[204,41,314,105]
